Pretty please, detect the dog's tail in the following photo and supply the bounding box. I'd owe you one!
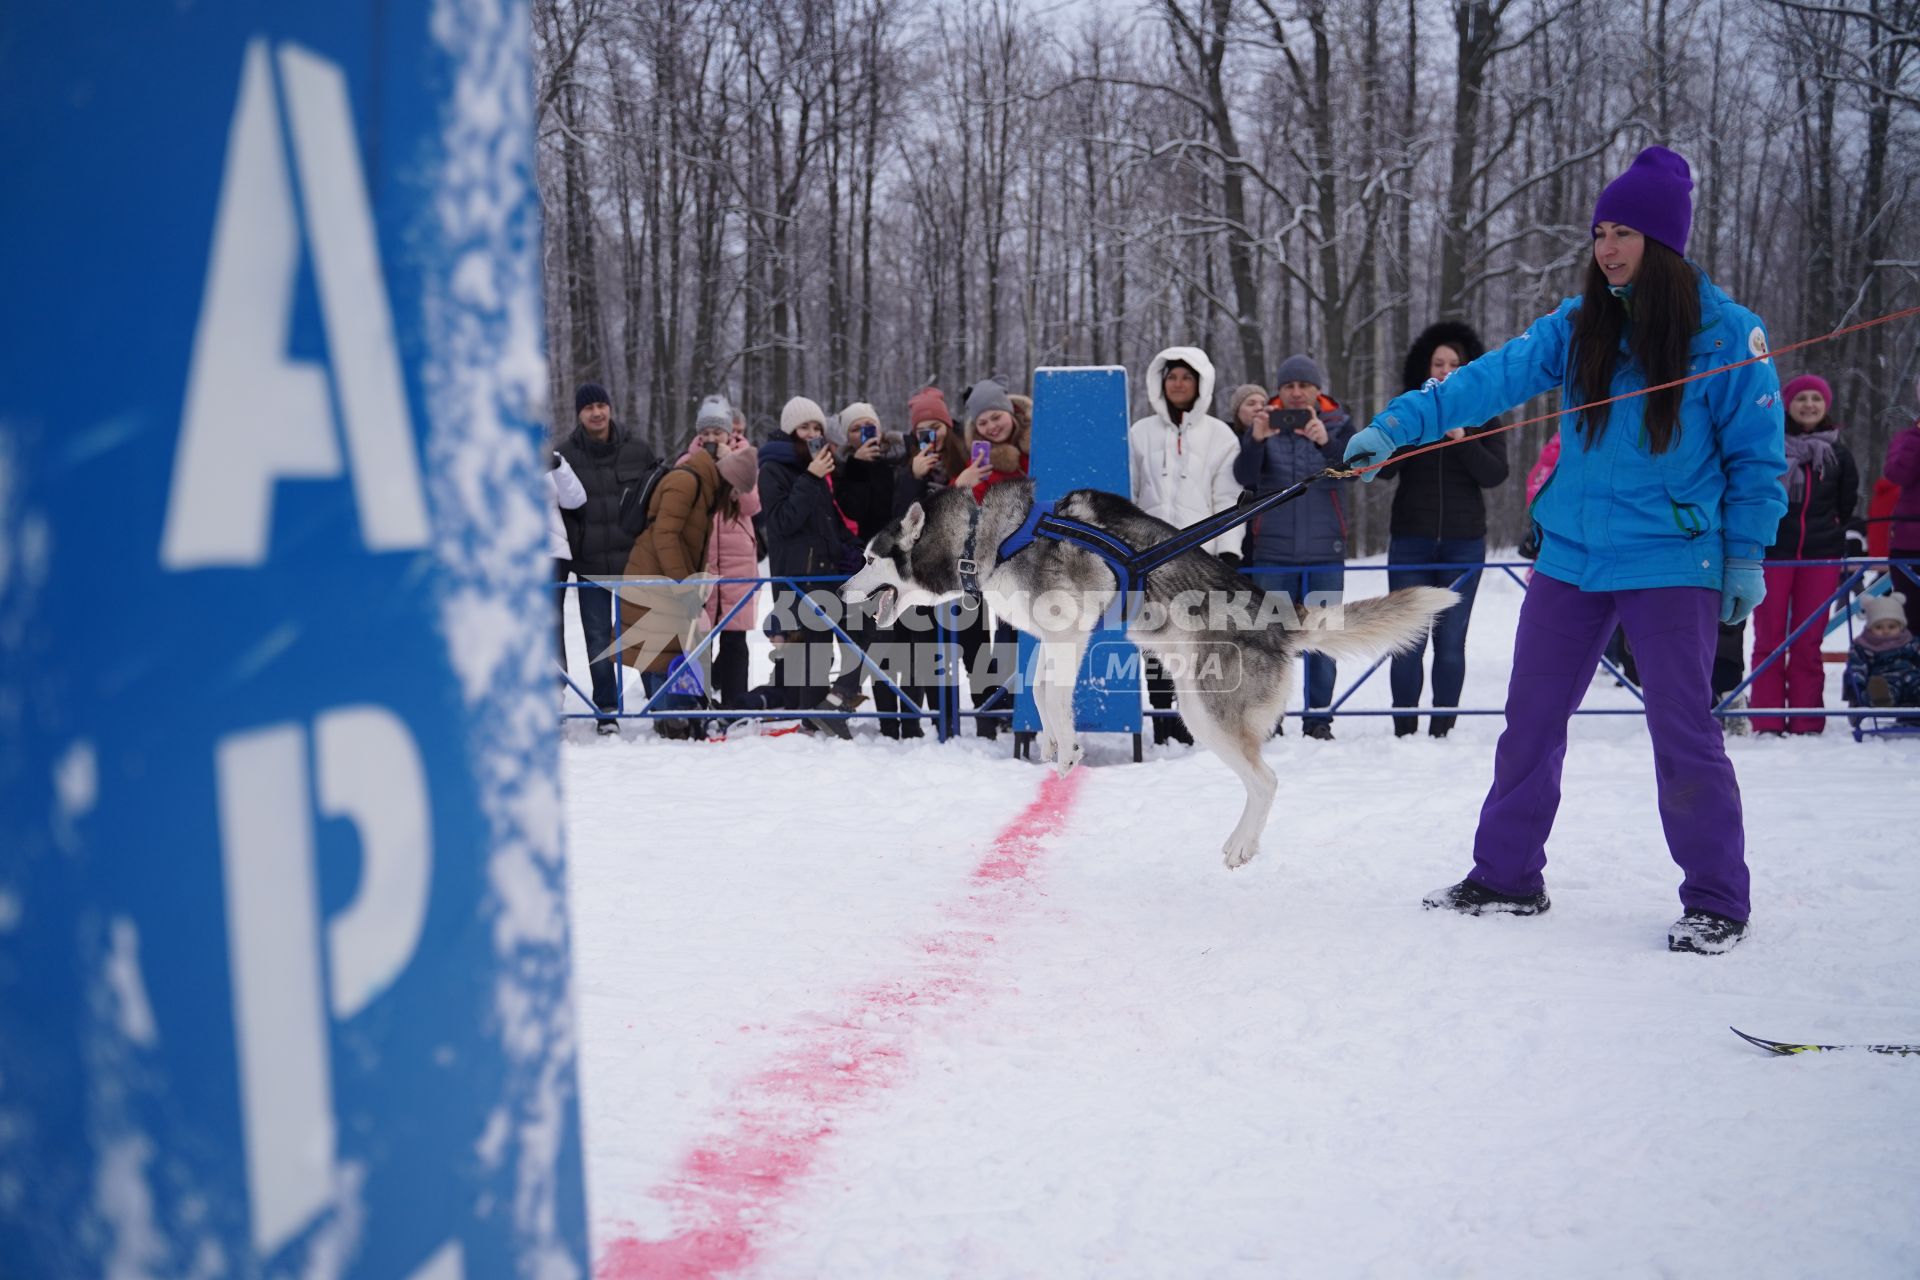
[1294,586,1458,661]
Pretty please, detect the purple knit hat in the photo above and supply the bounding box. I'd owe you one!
[1592,146,1694,256]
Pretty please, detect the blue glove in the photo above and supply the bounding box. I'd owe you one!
[1343,425,1395,481]
[1721,557,1765,625]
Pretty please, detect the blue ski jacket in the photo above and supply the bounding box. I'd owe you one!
[1367,271,1787,592]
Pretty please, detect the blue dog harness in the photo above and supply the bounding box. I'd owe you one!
[955,470,1338,626]
[959,499,1137,605]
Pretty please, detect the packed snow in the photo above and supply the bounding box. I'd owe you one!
[560,558,1920,1278]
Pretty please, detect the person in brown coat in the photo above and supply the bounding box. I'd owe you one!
[616,439,760,737]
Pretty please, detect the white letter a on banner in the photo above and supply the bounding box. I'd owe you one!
[162,39,428,570]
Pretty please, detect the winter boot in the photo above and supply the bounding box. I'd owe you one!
[808,687,864,740]
[1722,693,1750,735]
[1154,715,1195,746]
[1667,909,1748,954]
[1423,878,1551,917]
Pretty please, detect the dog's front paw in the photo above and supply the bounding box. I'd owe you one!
[1222,832,1260,869]
[1053,736,1084,778]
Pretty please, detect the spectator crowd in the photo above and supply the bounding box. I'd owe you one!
[550,337,1920,743]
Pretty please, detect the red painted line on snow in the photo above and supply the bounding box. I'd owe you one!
[596,768,1086,1280]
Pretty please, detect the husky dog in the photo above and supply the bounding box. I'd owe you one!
[843,480,1456,869]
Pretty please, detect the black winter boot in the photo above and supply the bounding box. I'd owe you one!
[1668,909,1748,954]
[1423,878,1551,916]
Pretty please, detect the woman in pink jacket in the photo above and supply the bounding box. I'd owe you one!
[690,399,762,709]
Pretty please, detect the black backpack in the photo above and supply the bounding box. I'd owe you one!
[617,461,693,538]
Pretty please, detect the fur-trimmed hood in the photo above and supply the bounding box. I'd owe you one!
[1402,321,1489,393]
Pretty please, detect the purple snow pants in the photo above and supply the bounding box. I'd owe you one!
[1468,571,1750,921]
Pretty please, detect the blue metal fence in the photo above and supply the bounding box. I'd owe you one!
[557,557,1919,742]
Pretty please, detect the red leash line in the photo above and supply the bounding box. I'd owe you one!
[1344,302,1920,477]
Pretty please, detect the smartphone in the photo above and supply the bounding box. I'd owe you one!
[916,427,939,451]
[1268,407,1313,434]
[807,435,828,456]
[859,423,878,445]
[969,440,992,470]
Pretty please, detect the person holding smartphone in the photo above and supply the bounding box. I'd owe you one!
[948,379,1032,737]
[815,400,908,736]
[953,378,1030,503]
[1228,383,1270,438]
[884,387,966,737]
[895,386,966,514]
[831,401,897,546]
[1232,353,1359,740]
[758,395,858,729]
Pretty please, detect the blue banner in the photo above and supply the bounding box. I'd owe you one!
[0,3,588,1275]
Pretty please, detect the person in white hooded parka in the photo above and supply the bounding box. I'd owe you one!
[1128,346,1246,745]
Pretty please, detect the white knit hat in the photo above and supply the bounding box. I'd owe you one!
[1862,592,1908,629]
[840,401,880,437]
[779,396,826,435]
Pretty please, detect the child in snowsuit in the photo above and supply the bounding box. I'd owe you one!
[1845,592,1920,712]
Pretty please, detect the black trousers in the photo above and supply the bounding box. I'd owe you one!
[951,602,1015,737]
[711,629,750,709]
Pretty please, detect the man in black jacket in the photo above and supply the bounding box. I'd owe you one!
[554,382,658,734]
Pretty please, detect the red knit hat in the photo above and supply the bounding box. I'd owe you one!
[907,385,954,429]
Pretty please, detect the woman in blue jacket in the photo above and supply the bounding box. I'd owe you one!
[1345,146,1787,955]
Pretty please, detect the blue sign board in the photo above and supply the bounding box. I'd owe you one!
[0,4,588,1275]
[1014,367,1143,738]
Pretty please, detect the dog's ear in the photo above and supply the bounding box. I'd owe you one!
[898,502,925,547]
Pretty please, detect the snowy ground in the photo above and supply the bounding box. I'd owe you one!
[560,559,1920,1279]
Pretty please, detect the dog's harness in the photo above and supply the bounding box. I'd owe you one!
[959,500,1137,600]
[957,469,1337,623]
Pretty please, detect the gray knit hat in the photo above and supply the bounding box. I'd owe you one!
[695,394,733,432]
[1229,383,1268,416]
[1273,354,1326,390]
[963,378,1014,422]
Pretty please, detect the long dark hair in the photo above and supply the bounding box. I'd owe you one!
[1569,239,1699,453]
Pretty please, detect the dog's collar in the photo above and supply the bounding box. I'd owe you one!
[959,501,985,600]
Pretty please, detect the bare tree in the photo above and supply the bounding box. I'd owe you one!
[532,0,1919,548]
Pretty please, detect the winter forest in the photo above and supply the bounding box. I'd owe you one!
[532,0,1920,553]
